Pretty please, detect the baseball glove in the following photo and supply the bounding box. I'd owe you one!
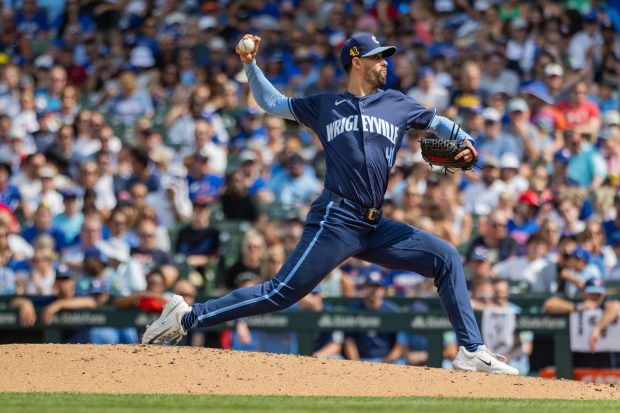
[420,138,478,172]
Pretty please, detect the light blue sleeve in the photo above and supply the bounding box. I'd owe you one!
[426,115,475,146]
[244,60,296,121]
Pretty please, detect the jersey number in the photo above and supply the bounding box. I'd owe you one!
[385,147,394,168]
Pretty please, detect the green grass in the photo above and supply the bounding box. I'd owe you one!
[0,393,618,413]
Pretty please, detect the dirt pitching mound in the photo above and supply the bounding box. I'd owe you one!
[0,344,618,399]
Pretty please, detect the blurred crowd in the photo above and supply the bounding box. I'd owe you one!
[1,0,620,370]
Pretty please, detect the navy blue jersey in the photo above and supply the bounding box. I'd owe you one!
[290,89,435,208]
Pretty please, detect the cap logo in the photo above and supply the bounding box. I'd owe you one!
[372,36,379,44]
[349,46,359,57]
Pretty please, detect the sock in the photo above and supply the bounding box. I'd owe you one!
[181,309,197,332]
[465,344,481,353]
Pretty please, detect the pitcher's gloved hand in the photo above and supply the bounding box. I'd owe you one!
[421,138,478,172]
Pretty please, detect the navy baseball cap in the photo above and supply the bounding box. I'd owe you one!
[340,33,397,69]
[583,277,606,295]
[360,270,386,287]
[61,187,78,199]
[470,245,490,262]
[55,264,74,279]
[84,246,107,263]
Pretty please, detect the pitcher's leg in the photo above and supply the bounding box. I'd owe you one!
[357,218,482,347]
[189,204,358,328]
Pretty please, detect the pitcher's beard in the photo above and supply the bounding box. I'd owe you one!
[365,69,387,88]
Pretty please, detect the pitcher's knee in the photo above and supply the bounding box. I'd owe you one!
[262,279,307,310]
[436,244,462,277]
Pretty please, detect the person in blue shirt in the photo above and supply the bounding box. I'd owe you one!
[124,147,161,194]
[602,194,620,245]
[267,153,321,208]
[0,159,23,211]
[343,272,408,363]
[14,0,49,40]
[52,188,84,246]
[564,129,608,190]
[475,107,522,161]
[508,189,541,255]
[21,204,66,252]
[105,71,154,125]
[143,32,517,374]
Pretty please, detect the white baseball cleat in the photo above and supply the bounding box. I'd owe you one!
[142,294,191,345]
[452,345,519,375]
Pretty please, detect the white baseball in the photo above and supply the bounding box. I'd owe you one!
[238,38,255,54]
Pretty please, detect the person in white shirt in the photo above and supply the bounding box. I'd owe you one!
[499,153,529,195]
[479,52,520,97]
[177,117,227,175]
[505,17,537,74]
[11,153,44,221]
[36,165,63,217]
[463,155,507,216]
[568,12,602,70]
[493,232,551,287]
[407,66,449,112]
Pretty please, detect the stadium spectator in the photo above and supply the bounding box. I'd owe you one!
[542,63,567,103]
[114,269,168,313]
[21,204,65,253]
[544,277,619,368]
[480,52,519,97]
[267,153,320,208]
[433,178,472,246]
[105,71,154,125]
[502,98,549,163]
[493,232,551,289]
[559,246,604,298]
[603,194,620,245]
[61,213,107,271]
[223,229,265,290]
[498,153,529,195]
[466,209,518,266]
[44,123,82,179]
[463,155,507,216]
[0,222,20,295]
[465,245,494,288]
[343,272,407,364]
[130,218,177,289]
[0,157,23,213]
[450,61,485,118]
[174,192,220,278]
[508,189,541,252]
[490,279,533,375]
[469,280,495,312]
[563,129,608,190]
[22,246,57,296]
[407,66,449,112]
[221,169,260,222]
[609,233,620,280]
[556,82,601,138]
[298,290,344,358]
[476,107,521,161]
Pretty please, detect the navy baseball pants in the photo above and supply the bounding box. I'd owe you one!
[192,189,482,347]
